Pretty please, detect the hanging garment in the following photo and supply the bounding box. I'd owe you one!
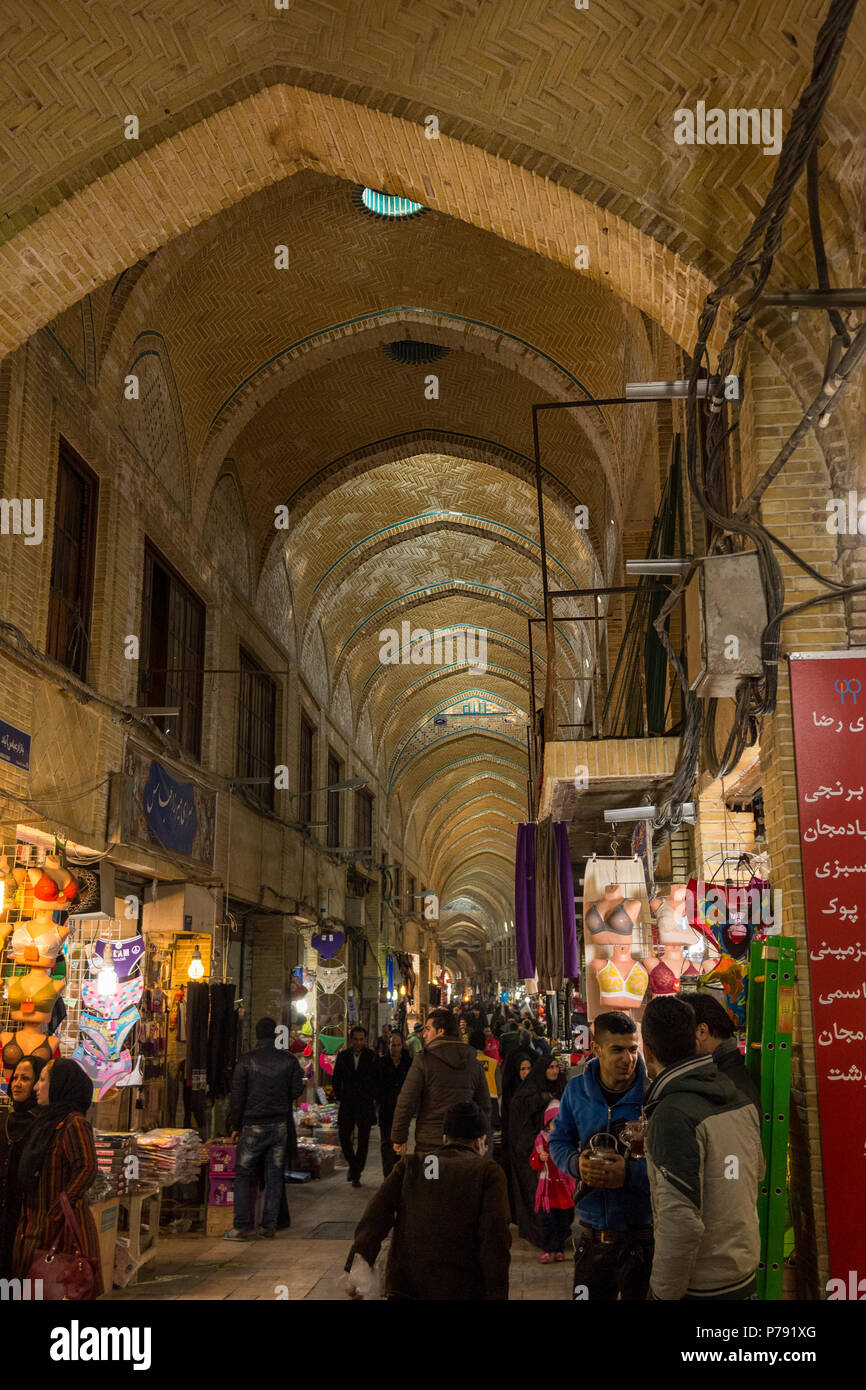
[515,822,537,979]
[318,965,348,991]
[206,983,235,1098]
[647,957,681,996]
[91,936,145,979]
[185,981,209,1074]
[535,819,563,991]
[81,975,143,1017]
[555,822,579,983]
[596,957,649,1004]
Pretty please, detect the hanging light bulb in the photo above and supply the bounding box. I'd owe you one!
[400,984,406,996]
[97,964,119,996]
[188,945,205,980]
[295,995,308,1015]
[97,944,118,996]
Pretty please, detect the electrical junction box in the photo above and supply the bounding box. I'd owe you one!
[344,895,365,927]
[141,882,217,934]
[684,551,767,698]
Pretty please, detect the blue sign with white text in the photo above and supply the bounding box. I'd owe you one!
[144,760,198,857]
[0,718,30,770]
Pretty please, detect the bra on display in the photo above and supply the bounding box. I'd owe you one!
[597,957,649,1002]
[648,958,680,996]
[6,973,61,1012]
[585,903,635,937]
[10,922,65,965]
[1,1034,55,1070]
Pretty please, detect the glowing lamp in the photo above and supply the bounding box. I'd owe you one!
[188,946,205,980]
[97,965,119,996]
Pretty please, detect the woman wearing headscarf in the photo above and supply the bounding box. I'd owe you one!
[0,1055,44,1277]
[507,1054,568,1246]
[498,1047,534,1214]
[13,1057,102,1295]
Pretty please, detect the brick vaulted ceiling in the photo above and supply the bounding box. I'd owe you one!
[5,0,865,949]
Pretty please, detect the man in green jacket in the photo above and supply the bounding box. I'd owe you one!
[642,995,764,1300]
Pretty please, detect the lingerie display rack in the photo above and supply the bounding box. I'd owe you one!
[0,841,53,1105]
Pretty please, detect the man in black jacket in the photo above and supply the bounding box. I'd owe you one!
[225,1016,304,1240]
[690,993,761,1109]
[333,1025,380,1187]
[378,1032,412,1177]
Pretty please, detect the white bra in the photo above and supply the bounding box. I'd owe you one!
[11,922,65,964]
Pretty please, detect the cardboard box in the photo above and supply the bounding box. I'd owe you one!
[205,1204,236,1238]
[89,1197,119,1290]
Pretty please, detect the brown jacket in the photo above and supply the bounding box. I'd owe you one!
[390,1038,491,1149]
[347,1143,511,1299]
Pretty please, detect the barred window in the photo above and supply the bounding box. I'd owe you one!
[139,541,205,759]
[46,439,98,682]
[327,751,342,848]
[237,649,277,809]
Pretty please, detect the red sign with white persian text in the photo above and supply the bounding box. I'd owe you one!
[789,650,866,1290]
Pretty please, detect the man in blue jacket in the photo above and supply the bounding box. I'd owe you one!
[550,1011,652,1300]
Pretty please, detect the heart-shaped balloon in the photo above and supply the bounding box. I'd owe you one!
[312,930,345,960]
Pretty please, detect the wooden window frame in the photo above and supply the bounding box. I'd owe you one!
[138,539,206,759]
[236,648,277,810]
[326,750,342,848]
[46,438,99,682]
[298,713,315,827]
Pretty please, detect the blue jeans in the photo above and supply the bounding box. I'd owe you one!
[234,1121,287,1231]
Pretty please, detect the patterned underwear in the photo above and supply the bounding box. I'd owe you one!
[79,1006,140,1058]
[71,1042,133,1098]
[81,975,144,1017]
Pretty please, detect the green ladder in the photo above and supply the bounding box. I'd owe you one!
[745,935,796,1301]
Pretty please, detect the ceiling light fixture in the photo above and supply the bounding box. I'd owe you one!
[625,558,693,577]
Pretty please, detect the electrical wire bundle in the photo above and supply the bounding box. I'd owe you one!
[653,0,864,829]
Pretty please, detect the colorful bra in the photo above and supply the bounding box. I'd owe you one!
[1,1033,54,1070]
[31,871,77,903]
[81,974,144,1017]
[596,957,649,1002]
[585,902,635,937]
[648,958,681,996]
[10,921,65,964]
[6,973,61,1013]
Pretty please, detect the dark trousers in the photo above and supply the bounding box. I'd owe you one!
[572,1228,654,1301]
[234,1120,287,1232]
[380,1105,398,1176]
[338,1101,373,1177]
[539,1207,572,1253]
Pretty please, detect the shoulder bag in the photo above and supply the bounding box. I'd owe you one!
[28,1190,99,1300]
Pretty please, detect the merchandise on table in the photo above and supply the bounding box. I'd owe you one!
[134,1127,208,1186]
[92,1129,137,1196]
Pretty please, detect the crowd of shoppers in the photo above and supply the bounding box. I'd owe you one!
[0,985,764,1304]
[346,991,764,1302]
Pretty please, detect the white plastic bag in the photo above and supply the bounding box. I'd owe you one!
[344,1253,380,1300]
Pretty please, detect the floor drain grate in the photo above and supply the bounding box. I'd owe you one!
[310,1222,358,1240]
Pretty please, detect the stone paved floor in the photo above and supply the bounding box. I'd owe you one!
[104,1150,573,1302]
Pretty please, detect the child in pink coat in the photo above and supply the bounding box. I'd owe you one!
[529,1099,574,1262]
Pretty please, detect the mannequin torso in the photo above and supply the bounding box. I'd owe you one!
[592,944,648,1010]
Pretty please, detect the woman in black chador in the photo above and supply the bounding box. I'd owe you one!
[0,1056,45,1276]
[507,1055,567,1246]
